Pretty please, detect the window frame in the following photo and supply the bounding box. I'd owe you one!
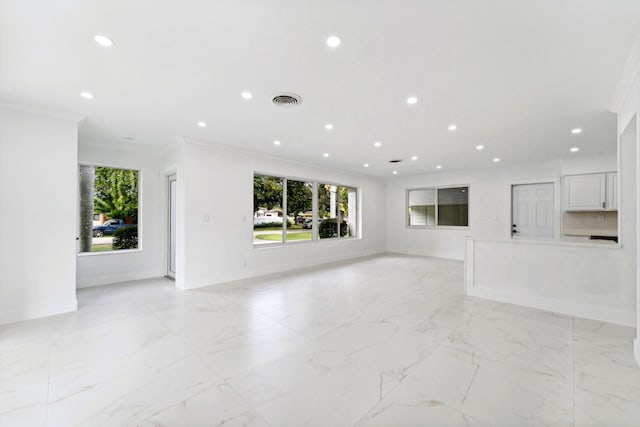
[406,184,470,229]
[77,162,143,256]
[253,172,360,248]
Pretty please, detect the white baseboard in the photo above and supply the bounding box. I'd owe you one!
[76,270,159,288]
[0,297,77,325]
[467,286,635,327]
[183,250,385,290]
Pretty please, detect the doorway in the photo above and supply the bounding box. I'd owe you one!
[167,174,176,278]
[511,183,554,238]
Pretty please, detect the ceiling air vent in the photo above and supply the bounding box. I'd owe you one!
[272,92,303,107]
[389,159,402,163]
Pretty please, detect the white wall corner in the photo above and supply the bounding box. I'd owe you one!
[611,29,640,113]
[635,338,640,368]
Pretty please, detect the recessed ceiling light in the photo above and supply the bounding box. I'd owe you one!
[476,145,484,150]
[325,123,333,130]
[392,171,398,175]
[241,91,253,100]
[363,163,369,168]
[493,157,501,162]
[323,153,329,158]
[406,96,418,105]
[94,35,114,47]
[80,91,94,100]
[570,147,579,152]
[411,156,418,161]
[448,124,457,131]
[273,140,281,146]
[373,141,382,148]
[436,165,442,169]
[326,36,341,48]
[197,121,207,128]
[571,128,582,134]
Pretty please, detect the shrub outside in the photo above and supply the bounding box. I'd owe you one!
[318,219,349,238]
[113,225,138,250]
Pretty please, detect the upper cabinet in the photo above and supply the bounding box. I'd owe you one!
[564,172,617,211]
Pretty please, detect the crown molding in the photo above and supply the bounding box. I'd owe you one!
[181,136,385,182]
[611,29,640,113]
[0,99,86,123]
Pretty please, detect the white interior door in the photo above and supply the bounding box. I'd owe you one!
[512,183,554,238]
[168,175,177,278]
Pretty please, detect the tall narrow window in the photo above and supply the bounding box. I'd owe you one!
[286,179,313,242]
[79,166,139,252]
[253,174,284,245]
[340,186,358,237]
[317,183,339,239]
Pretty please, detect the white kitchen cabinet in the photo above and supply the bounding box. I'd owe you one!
[566,174,606,211]
[606,172,617,211]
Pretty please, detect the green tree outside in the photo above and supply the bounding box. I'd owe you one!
[94,167,139,222]
[254,175,283,212]
[286,180,312,217]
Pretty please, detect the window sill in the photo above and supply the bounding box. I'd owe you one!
[78,248,142,257]
[253,236,361,249]
[407,225,470,231]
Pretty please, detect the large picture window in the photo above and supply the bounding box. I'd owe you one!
[407,186,468,227]
[254,174,358,245]
[79,165,139,253]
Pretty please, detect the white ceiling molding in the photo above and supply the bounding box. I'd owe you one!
[0,99,86,123]
[180,136,381,181]
[611,28,640,114]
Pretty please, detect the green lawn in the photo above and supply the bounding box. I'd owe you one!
[91,244,113,252]
[256,232,312,241]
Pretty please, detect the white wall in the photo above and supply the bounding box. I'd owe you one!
[76,143,164,287]
[613,30,640,364]
[175,140,387,290]
[0,106,79,324]
[386,152,617,260]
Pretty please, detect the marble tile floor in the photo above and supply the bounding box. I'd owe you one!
[1,254,639,426]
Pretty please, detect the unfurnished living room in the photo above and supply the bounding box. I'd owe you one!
[2,1,640,426]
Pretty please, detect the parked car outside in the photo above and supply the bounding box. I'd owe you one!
[92,219,125,237]
[302,218,325,229]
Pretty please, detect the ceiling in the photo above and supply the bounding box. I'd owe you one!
[1,0,639,176]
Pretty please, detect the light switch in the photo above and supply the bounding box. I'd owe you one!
[203,215,210,222]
